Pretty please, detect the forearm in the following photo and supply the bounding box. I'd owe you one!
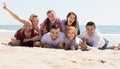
[26,36,40,42]
[5,8,26,24]
[31,36,40,41]
[41,43,53,48]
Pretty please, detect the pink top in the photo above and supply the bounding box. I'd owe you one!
[16,29,38,46]
[40,17,62,35]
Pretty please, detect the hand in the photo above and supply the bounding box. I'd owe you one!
[71,46,75,50]
[3,2,7,10]
[58,41,63,48]
[11,37,16,42]
[80,39,87,49]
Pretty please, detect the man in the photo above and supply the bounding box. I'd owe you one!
[9,21,39,47]
[41,25,65,48]
[79,21,113,50]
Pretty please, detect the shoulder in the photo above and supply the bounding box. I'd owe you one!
[75,37,82,42]
[94,29,102,36]
[59,32,65,36]
[60,32,65,35]
[61,19,67,25]
[80,30,87,35]
[55,17,62,24]
[42,32,50,37]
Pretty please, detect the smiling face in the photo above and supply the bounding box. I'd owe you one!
[66,26,77,41]
[86,22,96,36]
[31,17,39,27]
[29,14,39,28]
[86,25,95,36]
[67,29,75,40]
[47,11,56,23]
[67,14,75,26]
[50,28,59,40]
[23,21,32,32]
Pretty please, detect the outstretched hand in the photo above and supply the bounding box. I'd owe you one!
[3,2,7,9]
[80,38,87,49]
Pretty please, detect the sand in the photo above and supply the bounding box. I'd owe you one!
[0,34,120,69]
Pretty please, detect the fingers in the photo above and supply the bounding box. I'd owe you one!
[3,2,7,9]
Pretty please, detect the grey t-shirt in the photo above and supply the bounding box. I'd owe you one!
[41,32,65,47]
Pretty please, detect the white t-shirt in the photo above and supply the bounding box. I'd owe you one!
[41,32,65,47]
[79,29,105,48]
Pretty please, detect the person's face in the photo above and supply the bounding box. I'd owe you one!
[86,25,95,36]
[50,28,59,40]
[67,14,75,26]
[24,22,32,32]
[47,12,56,23]
[67,29,75,41]
[31,17,39,27]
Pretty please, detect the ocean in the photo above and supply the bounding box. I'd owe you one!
[0,25,120,41]
[0,25,120,34]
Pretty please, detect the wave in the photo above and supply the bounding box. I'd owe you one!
[0,29,16,34]
[0,29,120,41]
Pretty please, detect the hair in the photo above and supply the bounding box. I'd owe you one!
[86,21,96,29]
[47,10,56,15]
[51,24,59,30]
[44,10,56,32]
[65,12,79,31]
[29,14,38,23]
[65,26,77,40]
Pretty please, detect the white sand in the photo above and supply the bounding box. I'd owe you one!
[0,34,120,69]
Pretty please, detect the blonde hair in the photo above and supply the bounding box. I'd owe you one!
[65,26,77,39]
[29,14,39,22]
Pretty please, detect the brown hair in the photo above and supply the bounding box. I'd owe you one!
[65,26,77,39]
[66,12,79,31]
[44,10,56,32]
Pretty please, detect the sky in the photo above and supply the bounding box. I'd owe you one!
[0,0,120,25]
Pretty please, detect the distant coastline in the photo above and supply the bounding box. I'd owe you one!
[0,25,120,34]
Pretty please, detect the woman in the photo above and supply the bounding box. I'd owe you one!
[65,26,82,50]
[62,12,80,35]
[40,10,62,35]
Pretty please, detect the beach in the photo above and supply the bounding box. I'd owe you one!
[0,34,120,69]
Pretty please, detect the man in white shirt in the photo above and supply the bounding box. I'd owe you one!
[79,21,112,50]
[41,25,65,48]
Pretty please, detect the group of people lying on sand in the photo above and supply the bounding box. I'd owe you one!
[3,3,120,51]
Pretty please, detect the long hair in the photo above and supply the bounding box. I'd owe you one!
[65,12,79,31]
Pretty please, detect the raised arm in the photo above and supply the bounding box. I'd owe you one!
[3,2,26,24]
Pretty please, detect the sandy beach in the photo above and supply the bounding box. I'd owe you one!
[0,34,120,69]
